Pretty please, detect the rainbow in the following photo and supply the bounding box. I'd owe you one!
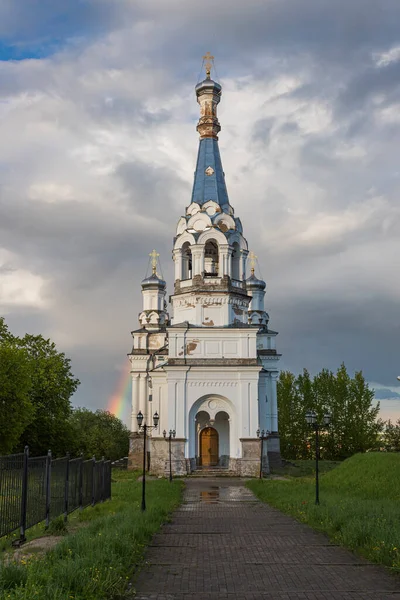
[107,360,131,422]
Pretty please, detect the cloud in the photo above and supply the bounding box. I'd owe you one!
[372,387,400,400]
[1,0,400,424]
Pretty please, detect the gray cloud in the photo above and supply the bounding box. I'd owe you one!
[373,388,400,400]
[1,0,400,424]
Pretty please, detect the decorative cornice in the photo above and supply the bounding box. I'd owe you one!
[167,358,259,367]
[188,381,238,387]
[173,294,250,309]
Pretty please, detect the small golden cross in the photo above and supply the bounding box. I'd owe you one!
[203,51,214,79]
[149,249,160,275]
[248,251,257,275]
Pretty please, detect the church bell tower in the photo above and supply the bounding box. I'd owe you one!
[128,55,281,476]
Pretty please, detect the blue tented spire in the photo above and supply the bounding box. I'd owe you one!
[191,138,229,207]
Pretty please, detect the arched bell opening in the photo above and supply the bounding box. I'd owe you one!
[231,242,241,280]
[182,241,192,280]
[204,240,219,277]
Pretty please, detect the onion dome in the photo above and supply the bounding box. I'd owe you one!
[246,272,266,291]
[141,272,166,289]
[195,77,222,97]
[141,249,166,288]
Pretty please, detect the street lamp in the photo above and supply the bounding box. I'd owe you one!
[305,410,331,505]
[137,410,159,511]
[256,429,270,479]
[163,429,176,482]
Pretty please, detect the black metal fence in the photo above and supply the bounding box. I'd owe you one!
[0,447,111,543]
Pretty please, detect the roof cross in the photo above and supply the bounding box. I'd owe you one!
[248,251,257,275]
[203,51,214,79]
[149,249,160,275]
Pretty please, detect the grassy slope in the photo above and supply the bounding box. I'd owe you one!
[248,453,400,572]
[0,471,183,599]
[272,459,341,478]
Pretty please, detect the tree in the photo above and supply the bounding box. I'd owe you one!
[278,370,309,460]
[0,341,34,454]
[383,419,400,452]
[69,408,129,461]
[0,317,9,341]
[17,335,80,456]
[277,364,383,461]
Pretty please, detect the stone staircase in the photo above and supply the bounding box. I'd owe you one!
[189,466,238,477]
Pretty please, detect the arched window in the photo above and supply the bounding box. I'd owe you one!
[182,242,192,280]
[204,240,219,277]
[232,242,241,280]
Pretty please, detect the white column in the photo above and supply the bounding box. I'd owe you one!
[219,245,230,277]
[258,373,267,431]
[241,249,249,281]
[176,379,186,439]
[173,248,182,280]
[139,374,147,422]
[131,374,140,433]
[191,244,205,276]
[167,378,178,431]
[227,247,233,277]
[270,372,279,432]
[239,375,250,438]
[249,377,259,438]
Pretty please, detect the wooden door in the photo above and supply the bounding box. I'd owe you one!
[200,427,219,466]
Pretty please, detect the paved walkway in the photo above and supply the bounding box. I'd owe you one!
[133,478,400,600]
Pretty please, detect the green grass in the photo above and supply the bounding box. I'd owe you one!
[248,453,400,573]
[0,471,183,599]
[272,459,341,478]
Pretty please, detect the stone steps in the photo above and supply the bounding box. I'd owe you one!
[189,468,238,477]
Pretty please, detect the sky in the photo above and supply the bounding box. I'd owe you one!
[0,0,399,425]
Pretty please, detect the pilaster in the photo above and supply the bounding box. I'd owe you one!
[131,373,140,433]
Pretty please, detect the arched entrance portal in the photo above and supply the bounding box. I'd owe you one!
[200,427,219,466]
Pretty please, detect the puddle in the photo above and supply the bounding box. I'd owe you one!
[200,490,220,503]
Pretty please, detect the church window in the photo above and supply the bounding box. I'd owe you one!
[204,240,219,277]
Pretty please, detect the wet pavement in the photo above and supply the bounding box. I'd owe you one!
[133,478,400,600]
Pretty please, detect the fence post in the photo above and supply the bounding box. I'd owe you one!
[19,446,29,544]
[101,457,105,502]
[45,450,52,529]
[91,456,96,507]
[79,454,83,511]
[64,453,70,523]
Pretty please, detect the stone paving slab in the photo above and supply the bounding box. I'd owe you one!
[132,478,400,600]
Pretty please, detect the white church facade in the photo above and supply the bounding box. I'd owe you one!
[128,59,281,476]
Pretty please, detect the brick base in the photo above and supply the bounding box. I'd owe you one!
[129,433,282,477]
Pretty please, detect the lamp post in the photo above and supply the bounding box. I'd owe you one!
[137,410,159,511]
[256,429,270,479]
[305,411,331,505]
[163,429,176,482]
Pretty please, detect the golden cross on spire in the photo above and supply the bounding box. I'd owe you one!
[203,51,214,79]
[248,251,257,275]
[149,249,160,275]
